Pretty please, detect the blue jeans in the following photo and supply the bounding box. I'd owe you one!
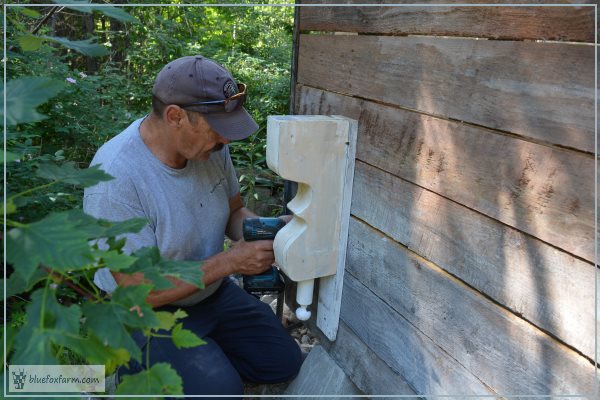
[118,278,302,397]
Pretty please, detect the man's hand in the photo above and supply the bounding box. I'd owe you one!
[227,238,275,275]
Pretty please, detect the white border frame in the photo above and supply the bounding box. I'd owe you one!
[3,2,597,398]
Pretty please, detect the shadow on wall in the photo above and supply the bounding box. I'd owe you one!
[294,31,597,395]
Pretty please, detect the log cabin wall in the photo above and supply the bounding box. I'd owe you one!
[292,0,599,396]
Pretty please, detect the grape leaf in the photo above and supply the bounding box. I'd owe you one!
[155,309,188,331]
[11,289,81,365]
[122,247,204,290]
[1,77,65,126]
[43,36,109,57]
[94,6,139,24]
[36,161,113,187]
[1,151,20,164]
[56,333,130,375]
[18,34,44,51]
[171,323,206,349]
[16,7,41,18]
[92,250,138,271]
[6,267,48,297]
[82,285,158,362]
[115,363,183,396]
[52,0,139,23]
[7,211,95,282]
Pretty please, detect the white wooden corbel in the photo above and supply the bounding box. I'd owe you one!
[266,115,357,341]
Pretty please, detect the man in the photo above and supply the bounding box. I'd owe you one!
[83,55,302,396]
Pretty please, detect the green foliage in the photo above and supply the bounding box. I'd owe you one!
[116,363,184,396]
[5,3,292,396]
[82,285,157,363]
[52,0,141,24]
[2,77,65,125]
[171,323,206,349]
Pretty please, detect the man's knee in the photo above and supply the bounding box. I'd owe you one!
[123,335,245,396]
[246,335,303,383]
[278,337,303,381]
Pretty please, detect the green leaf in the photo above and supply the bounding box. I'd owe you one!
[94,6,139,24]
[173,309,188,320]
[115,363,183,396]
[1,151,20,164]
[36,161,114,187]
[122,248,174,290]
[1,77,65,126]
[82,285,158,362]
[56,333,130,375]
[101,217,148,238]
[17,8,41,18]
[5,325,18,365]
[122,247,204,291]
[155,309,188,331]
[6,267,48,297]
[158,259,204,288]
[5,208,146,282]
[2,198,17,215]
[55,209,147,240]
[11,288,81,365]
[171,323,206,349]
[93,250,137,271]
[155,311,178,331]
[11,329,59,365]
[51,0,93,14]
[18,34,44,51]
[111,285,159,328]
[7,211,95,282]
[6,210,147,281]
[43,36,109,57]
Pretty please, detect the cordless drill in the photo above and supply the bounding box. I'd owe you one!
[242,217,286,297]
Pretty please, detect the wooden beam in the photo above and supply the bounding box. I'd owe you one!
[324,321,419,397]
[341,272,498,396]
[296,85,595,263]
[352,160,598,360]
[297,34,595,153]
[300,4,595,42]
[345,218,599,395]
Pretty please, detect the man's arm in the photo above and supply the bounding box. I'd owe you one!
[113,239,276,308]
[225,192,255,240]
[114,193,275,308]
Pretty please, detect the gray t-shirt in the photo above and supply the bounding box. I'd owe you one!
[83,117,239,305]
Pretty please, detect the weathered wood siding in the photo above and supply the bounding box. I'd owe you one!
[294,1,598,397]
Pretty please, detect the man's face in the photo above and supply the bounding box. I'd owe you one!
[176,112,230,161]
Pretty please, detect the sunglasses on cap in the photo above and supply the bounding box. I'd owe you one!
[177,83,246,113]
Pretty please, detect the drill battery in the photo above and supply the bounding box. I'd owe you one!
[242,266,285,297]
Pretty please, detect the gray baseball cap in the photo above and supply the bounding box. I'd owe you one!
[152,55,258,140]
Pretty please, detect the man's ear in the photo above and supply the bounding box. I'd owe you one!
[164,105,185,127]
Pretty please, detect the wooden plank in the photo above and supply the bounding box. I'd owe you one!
[297,34,595,153]
[340,273,499,396]
[324,322,419,398]
[300,4,596,42]
[345,218,599,395]
[317,116,357,341]
[351,160,598,360]
[296,85,595,263]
